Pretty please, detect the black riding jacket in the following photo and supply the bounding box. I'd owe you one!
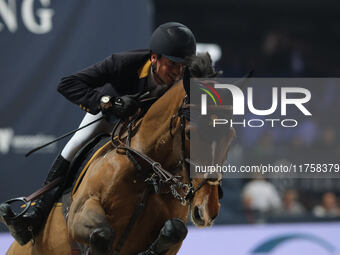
[57,50,152,115]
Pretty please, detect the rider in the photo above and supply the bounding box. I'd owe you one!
[0,22,196,245]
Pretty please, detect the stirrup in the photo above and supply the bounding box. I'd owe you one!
[0,197,32,221]
[0,199,35,246]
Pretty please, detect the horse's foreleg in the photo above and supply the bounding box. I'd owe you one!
[68,197,114,255]
[137,218,187,255]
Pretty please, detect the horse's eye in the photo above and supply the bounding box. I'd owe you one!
[207,178,220,185]
[207,178,218,182]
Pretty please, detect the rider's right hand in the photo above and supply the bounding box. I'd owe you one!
[100,94,140,121]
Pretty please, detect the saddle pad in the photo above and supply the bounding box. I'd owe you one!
[72,139,112,197]
[61,134,111,198]
[60,134,111,221]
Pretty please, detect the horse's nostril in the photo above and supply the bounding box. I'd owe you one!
[211,214,218,221]
[194,206,200,219]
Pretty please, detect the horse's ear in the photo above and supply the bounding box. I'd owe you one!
[183,67,191,96]
[235,70,254,90]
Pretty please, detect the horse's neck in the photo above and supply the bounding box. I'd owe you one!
[100,84,188,213]
[132,82,185,156]
[144,82,185,122]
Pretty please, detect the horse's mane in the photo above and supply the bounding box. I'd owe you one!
[188,52,220,78]
[141,82,185,124]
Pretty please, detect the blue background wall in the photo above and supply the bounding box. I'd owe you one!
[0,0,152,201]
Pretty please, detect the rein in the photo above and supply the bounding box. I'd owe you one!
[112,95,221,206]
[111,117,191,206]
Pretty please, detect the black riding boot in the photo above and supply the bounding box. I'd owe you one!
[138,219,188,255]
[0,155,70,245]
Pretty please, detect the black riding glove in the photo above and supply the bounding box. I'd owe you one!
[112,94,140,118]
[100,93,141,121]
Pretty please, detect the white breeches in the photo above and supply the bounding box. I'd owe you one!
[61,112,113,161]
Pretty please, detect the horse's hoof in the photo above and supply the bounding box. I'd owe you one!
[161,218,188,243]
[146,218,188,254]
[89,227,114,254]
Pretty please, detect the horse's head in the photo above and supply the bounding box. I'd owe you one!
[188,126,235,227]
[185,105,235,227]
[181,76,235,227]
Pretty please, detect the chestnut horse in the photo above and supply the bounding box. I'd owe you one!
[6,79,235,255]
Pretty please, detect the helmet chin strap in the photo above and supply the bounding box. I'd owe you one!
[151,61,167,86]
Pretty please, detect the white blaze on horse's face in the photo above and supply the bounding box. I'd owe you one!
[187,122,234,227]
[211,140,216,165]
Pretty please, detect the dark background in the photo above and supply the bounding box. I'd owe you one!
[0,0,152,211]
[154,0,340,77]
[155,0,340,224]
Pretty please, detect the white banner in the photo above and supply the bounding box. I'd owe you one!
[1,222,340,254]
[179,222,340,255]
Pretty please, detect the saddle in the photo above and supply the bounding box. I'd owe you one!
[64,134,111,195]
[60,133,112,216]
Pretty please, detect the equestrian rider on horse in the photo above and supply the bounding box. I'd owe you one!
[0,22,197,246]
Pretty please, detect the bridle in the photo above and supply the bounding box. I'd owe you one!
[171,95,222,203]
[111,94,223,206]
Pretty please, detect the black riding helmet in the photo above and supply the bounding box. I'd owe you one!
[150,22,196,63]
